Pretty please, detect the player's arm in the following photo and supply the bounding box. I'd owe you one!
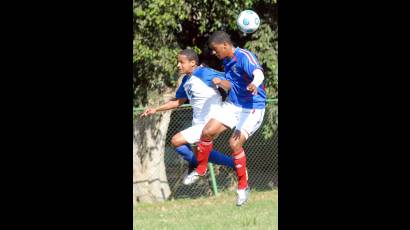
[238,52,264,95]
[212,78,231,91]
[140,98,187,118]
[246,69,265,95]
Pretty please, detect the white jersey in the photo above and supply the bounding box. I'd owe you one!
[176,66,226,126]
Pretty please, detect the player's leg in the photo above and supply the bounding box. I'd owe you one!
[195,119,231,176]
[185,101,240,185]
[232,108,266,206]
[171,133,197,169]
[208,149,235,168]
[229,130,250,206]
[195,102,240,176]
[183,119,229,185]
[178,122,232,184]
[173,123,234,168]
[182,145,234,185]
[229,129,248,188]
[175,123,231,185]
[175,124,207,176]
[174,142,234,170]
[185,129,235,169]
[200,118,229,140]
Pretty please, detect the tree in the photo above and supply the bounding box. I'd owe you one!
[133,0,278,203]
[133,0,188,204]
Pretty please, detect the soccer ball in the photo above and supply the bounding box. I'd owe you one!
[236,10,260,34]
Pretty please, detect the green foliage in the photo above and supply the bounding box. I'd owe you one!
[180,0,254,34]
[262,100,278,139]
[245,24,278,98]
[133,0,189,106]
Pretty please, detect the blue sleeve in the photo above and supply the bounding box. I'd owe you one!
[195,67,227,87]
[211,70,226,81]
[175,76,188,99]
[239,52,263,80]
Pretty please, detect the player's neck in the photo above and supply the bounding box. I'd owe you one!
[188,65,199,75]
[227,46,236,58]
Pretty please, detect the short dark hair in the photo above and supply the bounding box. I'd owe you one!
[208,31,233,46]
[179,49,199,65]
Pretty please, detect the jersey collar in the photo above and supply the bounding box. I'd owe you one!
[224,47,239,66]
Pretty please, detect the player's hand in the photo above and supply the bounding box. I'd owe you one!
[140,108,157,118]
[212,78,222,86]
[247,83,258,95]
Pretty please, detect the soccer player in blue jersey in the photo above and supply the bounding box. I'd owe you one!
[140,49,234,183]
[184,31,266,206]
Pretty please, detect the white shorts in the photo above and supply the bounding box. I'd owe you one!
[180,124,206,144]
[212,101,265,139]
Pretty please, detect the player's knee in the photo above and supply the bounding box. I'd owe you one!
[171,135,182,148]
[229,139,242,152]
[229,134,245,153]
[201,127,215,140]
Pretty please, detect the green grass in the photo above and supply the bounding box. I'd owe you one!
[134,189,278,230]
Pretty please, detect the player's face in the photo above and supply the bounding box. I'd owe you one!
[210,42,229,60]
[177,55,195,74]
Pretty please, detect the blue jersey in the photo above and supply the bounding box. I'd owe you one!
[175,66,226,125]
[223,47,266,109]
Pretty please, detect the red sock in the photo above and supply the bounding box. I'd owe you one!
[196,138,213,175]
[233,148,248,190]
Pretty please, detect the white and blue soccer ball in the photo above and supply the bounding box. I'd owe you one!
[236,10,260,34]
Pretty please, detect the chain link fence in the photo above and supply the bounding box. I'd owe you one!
[134,100,278,200]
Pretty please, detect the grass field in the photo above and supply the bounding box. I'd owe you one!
[134,189,278,230]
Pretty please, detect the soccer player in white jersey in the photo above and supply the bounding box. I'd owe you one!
[140,49,234,183]
[183,31,266,206]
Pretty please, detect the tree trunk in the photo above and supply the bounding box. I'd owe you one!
[133,89,175,204]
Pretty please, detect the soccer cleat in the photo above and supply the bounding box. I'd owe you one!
[180,164,196,182]
[236,187,250,206]
[183,170,206,185]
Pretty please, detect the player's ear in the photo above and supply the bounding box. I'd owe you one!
[190,60,196,67]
